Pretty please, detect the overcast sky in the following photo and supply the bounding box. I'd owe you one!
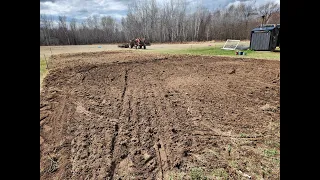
[40,0,280,22]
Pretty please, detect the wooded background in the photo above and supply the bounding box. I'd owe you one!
[40,0,280,45]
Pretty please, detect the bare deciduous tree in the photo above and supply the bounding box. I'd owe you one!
[257,1,280,24]
[58,16,70,45]
[40,0,280,46]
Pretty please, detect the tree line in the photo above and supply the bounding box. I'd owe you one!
[40,0,280,46]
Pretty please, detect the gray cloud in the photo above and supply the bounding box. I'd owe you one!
[40,0,128,21]
[40,0,56,2]
[77,9,88,14]
[40,0,279,22]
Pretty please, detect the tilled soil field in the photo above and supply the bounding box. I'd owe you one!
[40,51,280,179]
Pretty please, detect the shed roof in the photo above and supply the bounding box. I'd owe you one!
[252,24,280,32]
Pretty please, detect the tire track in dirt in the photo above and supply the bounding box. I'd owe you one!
[140,63,178,179]
[61,65,128,179]
[136,60,195,179]
[118,69,160,179]
[152,84,183,179]
[120,69,128,101]
[40,89,77,179]
[145,83,167,180]
[109,68,128,180]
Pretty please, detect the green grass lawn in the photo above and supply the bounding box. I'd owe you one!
[40,58,48,88]
[150,45,280,60]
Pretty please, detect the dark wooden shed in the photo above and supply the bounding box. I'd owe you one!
[250,24,280,51]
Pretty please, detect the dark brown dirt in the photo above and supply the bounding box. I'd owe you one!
[40,51,280,179]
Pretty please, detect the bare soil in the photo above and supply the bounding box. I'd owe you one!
[40,51,280,179]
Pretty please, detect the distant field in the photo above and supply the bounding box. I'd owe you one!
[40,41,279,60]
[40,41,218,58]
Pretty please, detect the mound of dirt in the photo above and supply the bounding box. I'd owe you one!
[40,51,280,179]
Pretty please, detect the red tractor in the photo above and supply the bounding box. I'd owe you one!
[130,38,146,49]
